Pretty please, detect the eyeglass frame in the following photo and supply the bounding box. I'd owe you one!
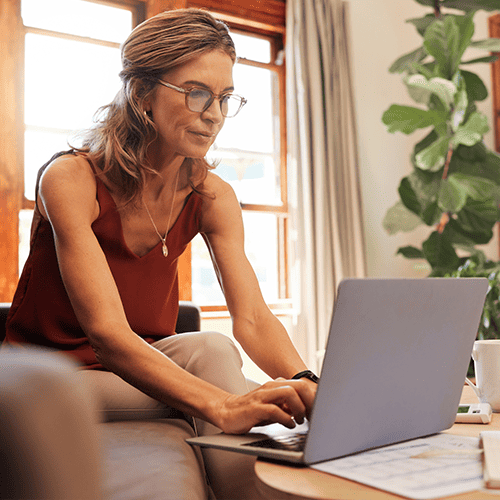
[156,79,247,118]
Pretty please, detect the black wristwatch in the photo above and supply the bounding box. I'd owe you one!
[292,370,319,384]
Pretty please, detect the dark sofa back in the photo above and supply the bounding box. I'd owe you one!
[0,301,201,343]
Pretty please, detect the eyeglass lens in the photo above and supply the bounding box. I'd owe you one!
[187,89,244,118]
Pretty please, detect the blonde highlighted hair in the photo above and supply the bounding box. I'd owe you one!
[75,8,236,206]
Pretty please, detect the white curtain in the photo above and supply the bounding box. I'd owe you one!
[286,0,366,372]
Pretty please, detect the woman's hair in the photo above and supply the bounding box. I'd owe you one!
[75,8,236,206]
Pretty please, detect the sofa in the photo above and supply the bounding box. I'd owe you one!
[0,302,217,500]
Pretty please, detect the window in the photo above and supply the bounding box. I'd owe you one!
[19,0,139,266]
[2,0,288,311]
[191,30,288,307]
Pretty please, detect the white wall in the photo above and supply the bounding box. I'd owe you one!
[347,0,498,278]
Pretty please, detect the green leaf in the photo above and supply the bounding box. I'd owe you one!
[382,105,448,134]
[461,55,499,65]
[452,87,468,131]
[422,201,442,226]
[389,46,428,74]
[455,199,499,243]
[456,142,487,162]
[448,173,498,201]
[422,229,460,271]
[450,145,500,185]
[423,15,474,78]
[454,12,476,65]
[452,112,489,147]
[409,63,435,80]
[405,75,457,109]
[398,177,422,215]
[438,178,468,212]
[406,15,437,37]
[383,201,424,235]
[415,135,450,171]
[407,168,442,202]
[461,70,488,101]
[470,38,500,51]
[446,218,478,249]
[397,246,425,259]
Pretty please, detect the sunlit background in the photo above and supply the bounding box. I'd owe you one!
[20,0,283,306]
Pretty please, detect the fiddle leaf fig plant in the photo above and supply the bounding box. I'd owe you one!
[382,0,500,277]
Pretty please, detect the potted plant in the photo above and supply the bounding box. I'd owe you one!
[447,255,500,339]
[382,0,500,279]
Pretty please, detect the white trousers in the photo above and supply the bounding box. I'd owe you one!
[81,332,266,500]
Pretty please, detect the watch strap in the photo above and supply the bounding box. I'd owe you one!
[291,369,319,384]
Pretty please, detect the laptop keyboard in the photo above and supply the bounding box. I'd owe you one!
[243,431,308,452]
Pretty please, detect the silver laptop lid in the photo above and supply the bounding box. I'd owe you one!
[304,278,488,464]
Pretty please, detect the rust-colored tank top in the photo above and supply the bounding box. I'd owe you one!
[5,158,202,369]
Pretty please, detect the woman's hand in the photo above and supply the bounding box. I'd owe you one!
[214,378,317,435]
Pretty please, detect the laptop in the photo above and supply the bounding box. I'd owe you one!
[187,278,489,465]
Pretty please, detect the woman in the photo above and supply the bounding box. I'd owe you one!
[5,8,317,499]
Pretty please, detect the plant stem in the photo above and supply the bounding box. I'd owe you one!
[434,0,441,17]
[437,144,454,234]
[442,144,454,180]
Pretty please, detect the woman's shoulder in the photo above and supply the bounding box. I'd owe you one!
[40,152,97,191]
[202,170,237,200]
[198,171,241,232]
[38,152,99,221]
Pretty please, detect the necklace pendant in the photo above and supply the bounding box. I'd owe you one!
[162,241,168,258]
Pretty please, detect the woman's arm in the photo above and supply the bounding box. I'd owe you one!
[200,174,317,389]
[38,156,312,433]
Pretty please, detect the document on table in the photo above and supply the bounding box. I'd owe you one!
[312,434,485,499]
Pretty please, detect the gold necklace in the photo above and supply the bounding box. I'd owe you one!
[143,169,180,258]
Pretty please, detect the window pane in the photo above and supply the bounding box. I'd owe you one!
[24,128,74,199]
[22,0,132,44]
[212,64,282,205]
[24,33,123,200]
[208,151,281,205]
[24,33,122,130]
[216,64,275,153]
[191,212,279,305]
[19,210,34,274]
[231,32,271,64]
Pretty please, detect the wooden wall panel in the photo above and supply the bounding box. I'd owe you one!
[145,0,187,18]
[187,0,285,30]
[0,0,23,302]
[144,0,286,32]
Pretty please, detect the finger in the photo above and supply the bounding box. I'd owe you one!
[267,379,315,418]
[281,379,317,418]
[259,385,307,425]
[257,404,298,429]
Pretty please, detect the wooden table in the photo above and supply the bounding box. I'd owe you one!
[254,386,500,499]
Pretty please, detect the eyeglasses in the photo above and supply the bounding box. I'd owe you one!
[157,79,247,118]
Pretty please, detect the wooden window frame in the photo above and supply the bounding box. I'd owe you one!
[488,14,500,257]
[146,1,289,314]
[0,0,288,312]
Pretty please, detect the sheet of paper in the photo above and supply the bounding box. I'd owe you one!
[312,434,484,499]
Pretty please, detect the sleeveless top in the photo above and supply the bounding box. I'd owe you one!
[5,153,203,369]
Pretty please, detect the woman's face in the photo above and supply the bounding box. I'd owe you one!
[145,50,234,162]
